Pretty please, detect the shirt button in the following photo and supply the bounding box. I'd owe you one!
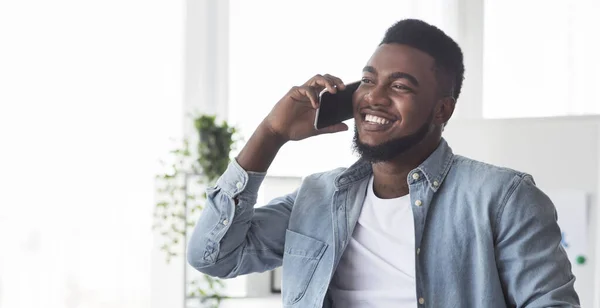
[417,248,421,255]
[235,182,243,189]
[419,297,425,305]
[415,200,423,206]
[222,219,229,226]
[433,180,439,187]
[412,173,420,180]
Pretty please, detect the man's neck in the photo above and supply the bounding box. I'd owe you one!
[371,138,441,199]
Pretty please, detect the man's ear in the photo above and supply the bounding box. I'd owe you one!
[434,97,456,126]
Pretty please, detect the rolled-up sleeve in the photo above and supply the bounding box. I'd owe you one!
[187,159,295,278]
[494,175,580,307]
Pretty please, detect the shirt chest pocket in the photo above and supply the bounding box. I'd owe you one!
[282,229,328,306]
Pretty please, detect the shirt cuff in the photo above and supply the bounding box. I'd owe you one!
[214,158,266,198]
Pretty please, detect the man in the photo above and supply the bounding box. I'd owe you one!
[187,19,580,307]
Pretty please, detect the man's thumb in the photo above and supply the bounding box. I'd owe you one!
[316,123,349,135]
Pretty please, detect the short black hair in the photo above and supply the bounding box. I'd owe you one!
[381,19,465,100]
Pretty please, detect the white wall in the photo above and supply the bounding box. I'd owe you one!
[444,117,600,308]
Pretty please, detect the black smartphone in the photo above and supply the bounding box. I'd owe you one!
[314,81,360,130]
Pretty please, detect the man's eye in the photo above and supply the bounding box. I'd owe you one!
[361,78,373,84]
[393,84,411,91]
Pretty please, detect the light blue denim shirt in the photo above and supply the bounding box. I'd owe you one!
[187,138,580,308]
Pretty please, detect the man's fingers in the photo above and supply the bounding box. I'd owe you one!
[295,74,347,110]
[312,78,337,94]
[323,74,346,90]
[306,74,341,94]
[295,86,320,109]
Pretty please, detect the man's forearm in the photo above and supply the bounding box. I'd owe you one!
[236,121,287,173]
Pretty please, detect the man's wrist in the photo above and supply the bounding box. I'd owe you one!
[257,121,288,148]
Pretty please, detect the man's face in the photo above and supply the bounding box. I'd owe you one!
[352,43,441,162]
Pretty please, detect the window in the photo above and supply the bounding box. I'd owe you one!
[0,1,183,307]
[229,0,463,177]
[483,0,600,118]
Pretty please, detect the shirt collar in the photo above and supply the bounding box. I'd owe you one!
[409,138,454,192]
[334,138,454,192]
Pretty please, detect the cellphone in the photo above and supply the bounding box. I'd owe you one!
[314,81,360,130]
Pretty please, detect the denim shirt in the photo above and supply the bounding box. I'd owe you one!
[187,138,580,308]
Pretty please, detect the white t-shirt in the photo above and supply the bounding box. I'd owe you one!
[329,176,417,308]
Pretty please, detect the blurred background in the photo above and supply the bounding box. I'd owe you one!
[0,0,599,307]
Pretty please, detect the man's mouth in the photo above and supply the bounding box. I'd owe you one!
[361,113,396,131]
[364,114,391,125]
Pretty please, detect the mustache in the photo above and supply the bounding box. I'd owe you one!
[352,110,434,163]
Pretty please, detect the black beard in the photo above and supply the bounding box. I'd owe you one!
[352,117,432,163]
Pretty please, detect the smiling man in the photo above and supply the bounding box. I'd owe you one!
[187,19,580,308]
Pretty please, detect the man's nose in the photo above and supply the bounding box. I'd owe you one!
[365,86,392,107]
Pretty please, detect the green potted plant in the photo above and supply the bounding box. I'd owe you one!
[154,114,238,308]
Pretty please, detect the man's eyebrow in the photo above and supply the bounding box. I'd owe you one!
[362,66,376,74]
[362,66,420,87]
[389,72,419,87]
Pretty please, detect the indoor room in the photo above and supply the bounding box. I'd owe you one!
[0,0,598,307]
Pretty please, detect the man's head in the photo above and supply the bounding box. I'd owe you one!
[352,19,464,163]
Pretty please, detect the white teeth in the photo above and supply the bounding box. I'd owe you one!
[365,114,390,125]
